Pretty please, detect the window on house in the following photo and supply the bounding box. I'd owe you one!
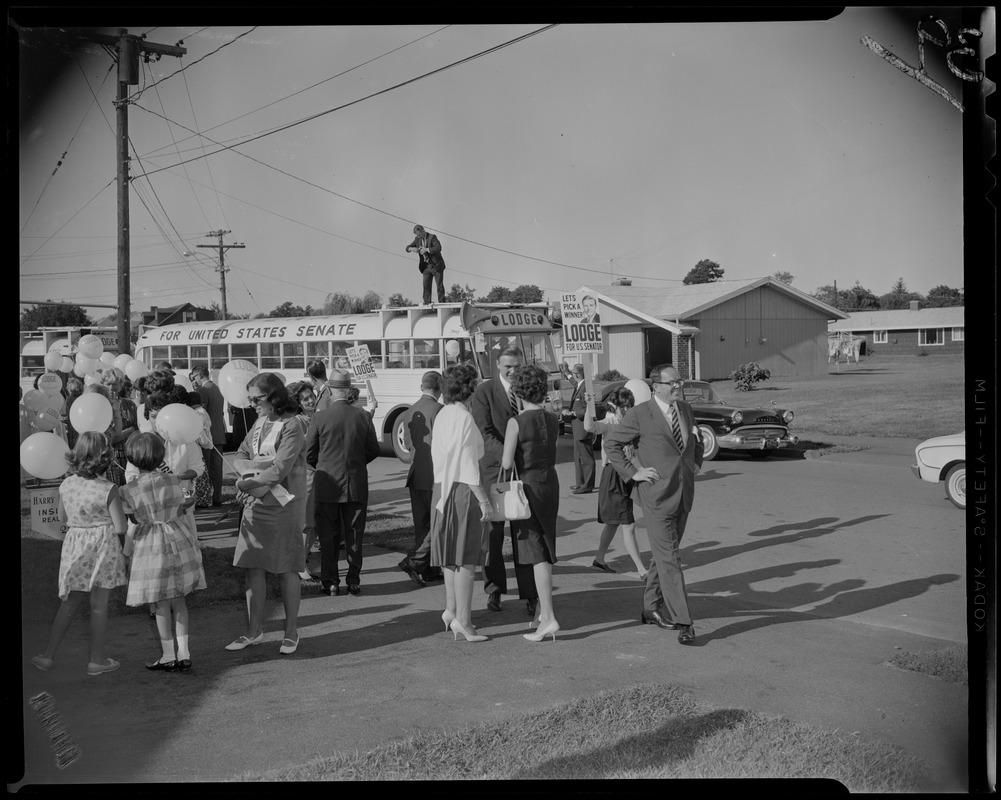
[918,328,944,346]
[873,330,888,344]
[951,328,964,342]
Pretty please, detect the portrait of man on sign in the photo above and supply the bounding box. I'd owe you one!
[581,295,600,324]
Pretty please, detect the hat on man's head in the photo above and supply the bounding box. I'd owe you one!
[328,369,353,389]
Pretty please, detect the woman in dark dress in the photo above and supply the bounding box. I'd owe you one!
[501,364,561,642]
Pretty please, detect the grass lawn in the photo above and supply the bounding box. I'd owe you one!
[888,645,968,685]
[238,683,927,789]
[704,353,964,439]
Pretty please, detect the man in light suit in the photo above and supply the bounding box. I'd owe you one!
[471,346,539,615]
[605,364,703,645]
[561,364,596,494]
[397,372,445,587]
[306,369,381,596]
[190,365,227,505]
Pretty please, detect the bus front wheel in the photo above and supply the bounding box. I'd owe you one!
[391,413,412,464]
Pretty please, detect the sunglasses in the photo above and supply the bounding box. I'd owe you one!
[247,394,266,405]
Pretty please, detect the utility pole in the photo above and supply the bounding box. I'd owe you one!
[198,230,244,319]
[69,29,186,355]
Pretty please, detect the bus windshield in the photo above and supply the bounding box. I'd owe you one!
[478,332,558,378]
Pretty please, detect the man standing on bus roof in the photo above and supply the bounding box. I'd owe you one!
[307,369,381,597]
[406,224,447,306]
[397,371,445,587]
[190,365,227,506]
[471,346,539,616]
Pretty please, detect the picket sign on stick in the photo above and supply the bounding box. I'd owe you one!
[364,379,378,416]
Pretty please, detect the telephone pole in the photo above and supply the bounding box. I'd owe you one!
[65,29,186,355]
[197,230,244,319]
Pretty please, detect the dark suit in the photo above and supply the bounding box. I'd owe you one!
[565,382,596,491]
[406,233,446,304]
[471,378,538,600]
[402,393,442,549]
[605,398,703,625]
[197,378,227,504]
[306,398,381,587]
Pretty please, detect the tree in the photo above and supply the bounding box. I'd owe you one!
[478,286,512,303]
[266,301,316,318]
[811,281,879,311]
[771,271,794,286]
[925,284,963,307]
[321,291,383,315]
[878,278,924,310]
[444,283,476,303]
[682,259,724,285]
[509,284,544,303]
[20,301,92,331]
[387,293,413,307]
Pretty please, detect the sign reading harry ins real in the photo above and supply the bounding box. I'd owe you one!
[560,293,603,354]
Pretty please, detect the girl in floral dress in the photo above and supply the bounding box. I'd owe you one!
[31,432,127,676]
[120,433,206,672]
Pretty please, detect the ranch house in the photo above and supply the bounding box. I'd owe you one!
[562,278,846,381]
[829,304,965,357]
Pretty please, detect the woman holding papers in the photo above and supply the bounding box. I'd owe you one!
[226,373,307,656]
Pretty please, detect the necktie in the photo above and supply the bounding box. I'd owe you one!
[508,386,520,415]
[668,404,685,451]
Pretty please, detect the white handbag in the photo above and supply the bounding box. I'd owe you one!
[488,465,531,522]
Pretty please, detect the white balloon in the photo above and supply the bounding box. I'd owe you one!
[38,373,64,396]
[20,432,70,479]
[77,334,104,360]
[173,373,193,392]
[100,352,117,366]
[114,353,133,371]
[44,350,63,371]
[69,392,113,433]
[125,360,149,382]
[60,357,75,373]
[75,353,101,375]
[218,360,259,408]
[156,403,203,445]
[623,378,652,404]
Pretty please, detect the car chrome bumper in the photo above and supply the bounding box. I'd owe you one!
[910,464,922,479]
[717,433,799,451]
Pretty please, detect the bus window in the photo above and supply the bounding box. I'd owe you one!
[331,342,350,370]
[189,346,208,373]
[414,339,440,370]
[306,342,329,363]
[151,346,170,366]
[444,338,476,370]
[261,342,281,370]
[356,341,383,369]
[282,342,304,372]
[518,333,558,372]
[231,343,257,365]
[170,347,190,370]
[385,339,411,369]
[210,346,229,370]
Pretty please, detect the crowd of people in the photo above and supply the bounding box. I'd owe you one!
[30,349,704,674]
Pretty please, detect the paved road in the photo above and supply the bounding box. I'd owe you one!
[17,434,970,789]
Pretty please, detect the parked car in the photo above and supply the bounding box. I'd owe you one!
[681,380,797,460]
[590,379,797,460]
[911,432,966,509]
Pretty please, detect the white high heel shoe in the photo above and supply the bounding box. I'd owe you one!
[450,619,488,642]
[524,619,560,642]
[442,609,456,632]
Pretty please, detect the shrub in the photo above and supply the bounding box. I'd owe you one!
[729,362,770,391]
[595,369,627,382]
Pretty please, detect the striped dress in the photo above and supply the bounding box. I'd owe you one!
[120,472,206,605]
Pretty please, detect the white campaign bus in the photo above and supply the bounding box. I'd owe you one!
[133,301,566,461]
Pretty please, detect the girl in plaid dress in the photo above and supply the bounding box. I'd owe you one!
[120,433,206,672]
[31,432,127,676]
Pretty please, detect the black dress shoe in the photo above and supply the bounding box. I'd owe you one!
[145,658,178,672]
[398,559,426,587]
[569,485,580,491]
[177,659,192,671]
[677,624,696,645]
[591,559,615,573]
[526,598,538,616]
[640,609,677,630]
[347,583,361,595]
[571,488,592,495]
[487,591,502,612]
[422,569,444,582]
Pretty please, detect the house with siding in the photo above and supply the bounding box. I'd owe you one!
[828,303,964,356]
[565,278,846,381]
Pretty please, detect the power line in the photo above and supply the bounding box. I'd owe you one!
[134,25,557,179]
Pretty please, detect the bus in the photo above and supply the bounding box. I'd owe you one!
[19,326,119,394]
[133,301,566,461]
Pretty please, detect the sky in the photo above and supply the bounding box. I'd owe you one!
[17,8,979,320]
